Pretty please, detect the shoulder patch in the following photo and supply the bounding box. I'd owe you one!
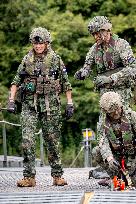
[127,56,135,64]
[63,66,67,74]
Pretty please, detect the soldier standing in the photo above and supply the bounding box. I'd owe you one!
[92,91,136,189]
[7,27,74,187]
[74,16,136,106]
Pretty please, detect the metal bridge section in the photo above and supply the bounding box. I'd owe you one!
[0,190,136,204]
[89,191,136,204]
[0,191,84,204]
[0,167,135,203]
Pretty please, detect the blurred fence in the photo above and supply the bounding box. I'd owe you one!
[0,120,44,167]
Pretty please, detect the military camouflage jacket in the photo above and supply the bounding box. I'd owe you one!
[80,34,136,77]
[11,46,72,112]
[99,108,136,161]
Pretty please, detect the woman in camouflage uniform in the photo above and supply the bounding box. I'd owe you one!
[93,92,136,189]
[7,27,74,187]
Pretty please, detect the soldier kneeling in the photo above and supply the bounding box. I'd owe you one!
[92,91,136,189]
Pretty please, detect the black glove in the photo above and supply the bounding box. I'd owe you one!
[108,159,120,172]
[65,103,74,120]
[7,100,16,113]
[74,71,85,80]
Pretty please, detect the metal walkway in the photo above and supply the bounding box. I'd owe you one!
[89,191,136,204]
[0,167,135,204]
[0,191,84,204]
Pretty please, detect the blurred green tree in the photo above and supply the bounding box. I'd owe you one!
[0,0,136,166]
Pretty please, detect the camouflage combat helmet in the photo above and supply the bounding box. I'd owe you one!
[100,91,123,113]
[88,16,112,34]
[29,27,51,43]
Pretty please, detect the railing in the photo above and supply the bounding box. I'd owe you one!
[0,119,44,167]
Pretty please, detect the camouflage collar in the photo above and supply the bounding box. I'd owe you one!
[105,110,131,133]
[95,34,119,74]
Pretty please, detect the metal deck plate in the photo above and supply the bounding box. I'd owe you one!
[0,191,84,204]
[89,191,136,204]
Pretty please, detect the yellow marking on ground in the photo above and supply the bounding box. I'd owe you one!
[82,192,94,204]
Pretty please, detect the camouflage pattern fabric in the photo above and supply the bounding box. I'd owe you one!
[99,91,123,113]
[21,103,37,178]
[92,146,116,178]
[92,107,136,186]
[12,45,71,90]
[75,16,136,104]
[21,103,63,178]
[105,66,136,88]
[100,87,132,107]
[88,16,112,34]
[78,33,136,77]
[96,87,132,157]
[78,33,136,149]
[12,45,72,112]
[12,45,72,178]
[75,33,136,106]
[95,66,136,92]
[29,27,51,43]
[92,148,136,187]
[76,16,136,183]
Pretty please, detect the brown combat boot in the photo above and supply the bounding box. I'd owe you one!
[17,177,36,187]
[53,176,68,186]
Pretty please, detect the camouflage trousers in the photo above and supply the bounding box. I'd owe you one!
[20,103,63,178]
[92,146,136,187]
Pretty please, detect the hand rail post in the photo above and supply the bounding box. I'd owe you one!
[2,122,7,167]
[39,129,44,166]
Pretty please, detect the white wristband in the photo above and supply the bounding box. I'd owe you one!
[67,102,73,105]
[9,99,14,102]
